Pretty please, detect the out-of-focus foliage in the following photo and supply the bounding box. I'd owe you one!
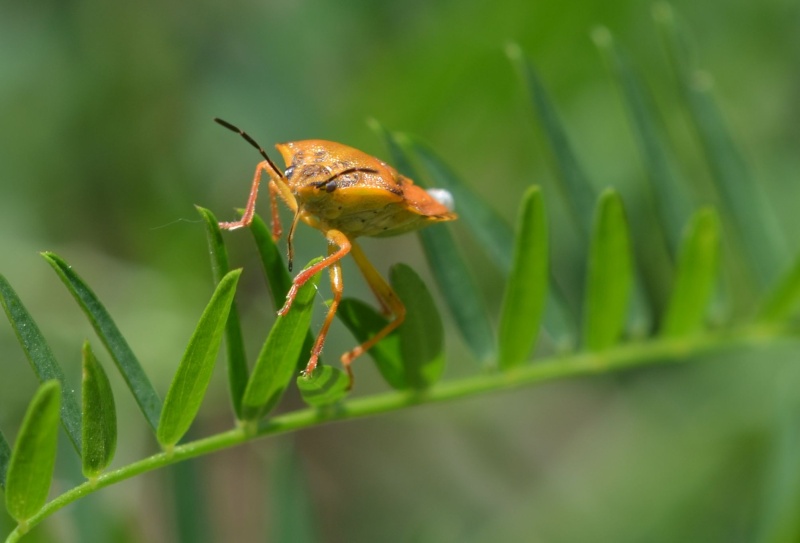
[2,0,799,541]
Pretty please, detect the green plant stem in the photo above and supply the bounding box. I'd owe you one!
[5,325,797,542]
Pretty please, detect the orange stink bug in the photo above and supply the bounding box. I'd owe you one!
[214,118,456,388]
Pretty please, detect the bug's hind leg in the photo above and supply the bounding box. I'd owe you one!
[340,241,406,388]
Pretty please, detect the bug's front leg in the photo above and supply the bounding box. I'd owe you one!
[302,243,346,379]
[278,229,351,318]
[219,160,297,232]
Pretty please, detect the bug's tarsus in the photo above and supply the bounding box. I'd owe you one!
[213,118,285,179]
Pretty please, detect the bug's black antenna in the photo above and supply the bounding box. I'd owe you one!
[214,118,285,179]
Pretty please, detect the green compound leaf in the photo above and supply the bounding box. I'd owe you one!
[41,252,162,434]
[196,206,249,421]
[0,273,82,454]
[338,299,405,390]
[241,261,323,421]
[498,186,549,370]
[5,381,61,524]
[583,190,634,351]
[0,429,10,491]
[660,208,721,338]
[81,341,118,479]
[157,269,241,448]
[757,254,800,325]
[391,263,446,389]
[297,365,350,408]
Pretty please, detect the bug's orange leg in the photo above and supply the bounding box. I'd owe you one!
[219,161,297,231]
[268,180,283,240]
[279,229,351,317]
[302,243,345,378]
[340,241,406,387]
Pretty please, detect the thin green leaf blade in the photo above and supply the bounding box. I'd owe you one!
[592,27,692,253]
[249,212,319,373]
[506,43,596,236]
[0,429,10,491]
[249,213,293,311]
[655,4,786,288]
[757,254,800,325]
[81,341,117,478]
[196,206,249,421]
[400,134,514,272]
[0,273,82,453]
[660,208,721,338]
[241,261,322,421]
[297,366,350,408]
[391,263,446,389]
[417,225,495,365]
[5,381,61,524]
[583,190,633,351]
[337,299,406,389]
[270,443,320,543]
[157,269,242,448]
[498,186,549,370]
[41,252,162,433]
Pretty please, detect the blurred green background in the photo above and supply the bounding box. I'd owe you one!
[2,0,800,541]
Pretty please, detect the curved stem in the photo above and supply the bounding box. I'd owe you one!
[5,325,797,542]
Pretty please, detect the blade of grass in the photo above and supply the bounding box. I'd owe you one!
[242,261,323,421]
[41,252,162,433]
[0,274,82,454]
[583,190,634,351]
[391,264,446,388]
[196,206,249,421]
[660,208,720,337]
[4,381,61,526]
[157,269,241,448]
[498,186,549,370]
[592,27,692,253]
[655,3,786,288]
[757,254,800,325]
[81,341,117,479]
[0,430,10,491]
[270,443,319,543]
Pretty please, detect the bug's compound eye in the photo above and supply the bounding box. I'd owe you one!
[284,166,295,178]
[426,188,455,212]
[324,181,337,193]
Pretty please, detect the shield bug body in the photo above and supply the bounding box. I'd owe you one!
[214,118,456,388]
